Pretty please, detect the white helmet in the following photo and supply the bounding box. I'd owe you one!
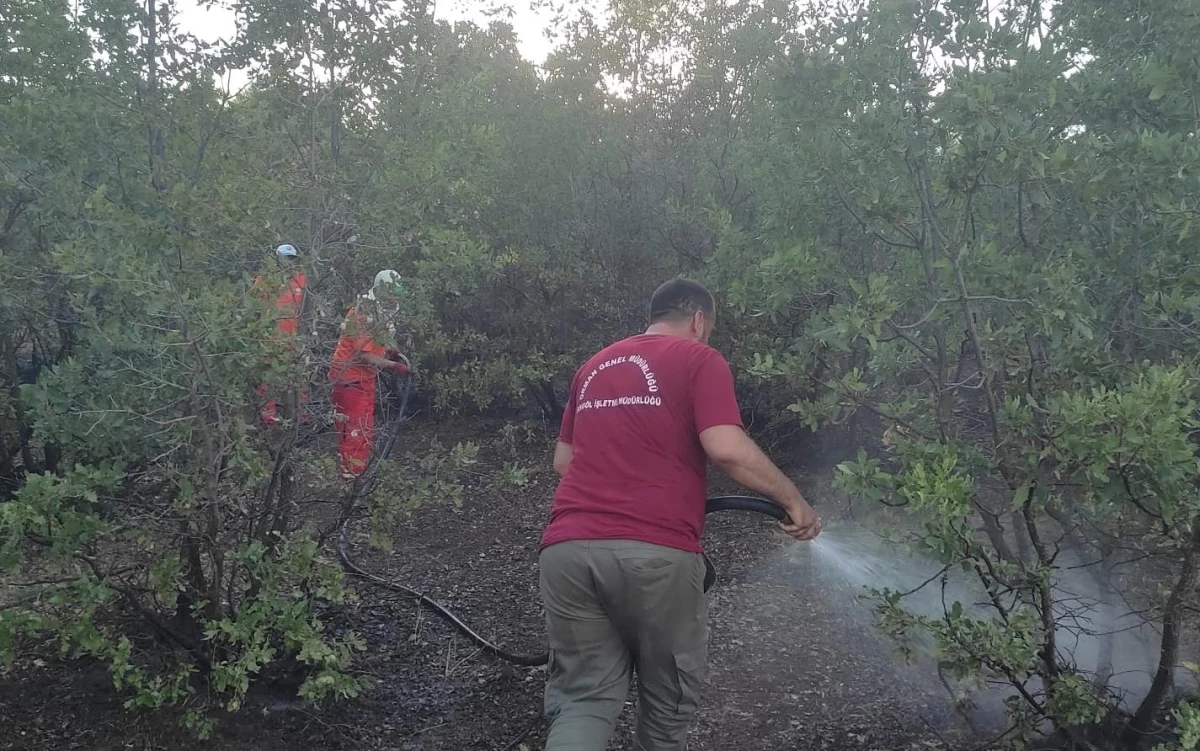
[275,243,299,257]
[365,269,402,300]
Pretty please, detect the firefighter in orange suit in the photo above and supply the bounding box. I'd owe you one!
[254,243,308,426]
[328,270,410,480]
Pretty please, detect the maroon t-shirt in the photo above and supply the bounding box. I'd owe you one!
[542,333,743,553]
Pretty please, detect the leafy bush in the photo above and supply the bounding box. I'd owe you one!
[711,0,1200,742]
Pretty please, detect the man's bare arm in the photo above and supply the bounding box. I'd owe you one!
[553,441,574,478]
[699,425,820,540]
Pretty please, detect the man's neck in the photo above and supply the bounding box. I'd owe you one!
[644,323,692,340]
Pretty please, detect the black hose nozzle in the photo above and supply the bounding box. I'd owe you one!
[701,495,786,592]
[704,495,787,521]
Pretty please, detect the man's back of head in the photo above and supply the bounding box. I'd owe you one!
[647,279,716,344]
[648,278,715,325]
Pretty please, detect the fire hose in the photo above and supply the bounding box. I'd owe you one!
[333,367,793,743]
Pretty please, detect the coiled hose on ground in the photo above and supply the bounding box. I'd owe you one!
[334,370,791,668]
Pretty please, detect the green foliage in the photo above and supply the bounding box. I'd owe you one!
[1160,700,1200,751]
[0,0,691,727]
[704,0,1200,740]
[207,537,364,712]
[501,461,531,488]
[498,421,542,453]
[834,450,893,504]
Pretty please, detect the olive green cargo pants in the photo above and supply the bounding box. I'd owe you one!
[539,540,708,751]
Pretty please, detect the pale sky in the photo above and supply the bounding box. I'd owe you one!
[174,0,563,65]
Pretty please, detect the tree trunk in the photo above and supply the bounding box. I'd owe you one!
[1011,510,1033,564]
[176,528,208,647]
[144,0,166,193]
[1126,522,1200,742]
[0,436,17,495]
[42,443,61,474]
[1022,499,1060,679]
[977,503,1019,564]
[3,333,37,473]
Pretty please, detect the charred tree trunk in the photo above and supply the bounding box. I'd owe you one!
[0,437,17,496]
[176,527,209,648]
[3,332,37,473]
[526,379,563,422]
[42,443,61,474]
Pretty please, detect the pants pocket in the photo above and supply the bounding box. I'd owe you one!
[672,644,707,716]
[544,647,564,718]
[623,557,674,574]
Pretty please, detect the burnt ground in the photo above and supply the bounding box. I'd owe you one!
[0,418,973,751]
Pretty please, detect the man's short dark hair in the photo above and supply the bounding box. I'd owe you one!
[649,278,715,324]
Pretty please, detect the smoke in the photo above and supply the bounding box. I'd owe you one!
[781,519,1191,730]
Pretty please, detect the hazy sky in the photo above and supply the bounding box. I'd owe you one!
[174,0,563,65]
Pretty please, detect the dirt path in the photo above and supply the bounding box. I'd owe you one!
[0,419,966,750]
[314,421,970,750]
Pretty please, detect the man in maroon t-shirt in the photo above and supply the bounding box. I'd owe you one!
[540,279,820,751]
